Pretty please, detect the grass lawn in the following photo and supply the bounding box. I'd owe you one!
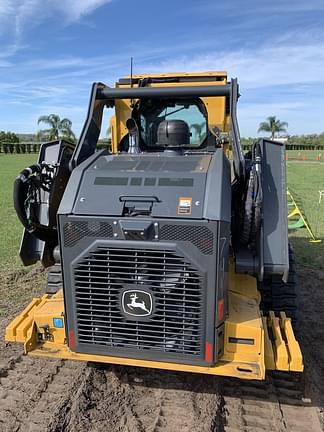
[286,150,323,160]
[0,154,323,273]
[0,154,36,271]
[287,161,324,269]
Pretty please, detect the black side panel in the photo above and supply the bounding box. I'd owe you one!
[261,139,289,276]
[203,149,231,223]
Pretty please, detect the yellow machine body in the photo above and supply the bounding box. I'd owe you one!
[6,71,303,380]
[6,267,303,380]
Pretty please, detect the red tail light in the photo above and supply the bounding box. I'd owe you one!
[218,298,224,322]
[205,341,213,362]
[69,329,76,350]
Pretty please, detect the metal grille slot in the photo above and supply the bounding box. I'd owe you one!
[160,224,214,255]
[74,247,204,357]
[64,221,113,247]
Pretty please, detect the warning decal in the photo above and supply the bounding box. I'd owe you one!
[177,197,192,215]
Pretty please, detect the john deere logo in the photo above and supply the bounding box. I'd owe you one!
[122,290,153,317]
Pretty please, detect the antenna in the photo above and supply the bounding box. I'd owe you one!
[130,57,134,107]
[130,57,133,88]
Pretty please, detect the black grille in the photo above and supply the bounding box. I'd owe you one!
[64,221,113,247]
[74,247,204,357]
[160,224,213,255]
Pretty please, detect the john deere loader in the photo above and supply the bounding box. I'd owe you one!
[6,71,302,380]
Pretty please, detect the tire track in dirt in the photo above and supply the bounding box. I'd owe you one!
[59,365,159,432]
[148,371,221,432]
[60,365,222,432]
[221,372,322,432]
[296,267,324,429]
[0,355,321,432]
[0,355,86,432]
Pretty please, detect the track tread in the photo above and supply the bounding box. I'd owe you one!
[260,245,299,330]
[0,355,86,432]
[221,374,322,432]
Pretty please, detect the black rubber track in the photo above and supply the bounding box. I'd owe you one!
[46,264,62,294]
[259,245,299,331]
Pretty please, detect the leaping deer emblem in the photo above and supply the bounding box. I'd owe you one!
[127,293,150,313]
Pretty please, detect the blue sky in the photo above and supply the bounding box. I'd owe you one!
[0,0,324,137]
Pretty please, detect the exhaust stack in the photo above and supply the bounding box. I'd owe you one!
[126,118,140,154]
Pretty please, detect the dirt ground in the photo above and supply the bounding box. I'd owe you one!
[0,266,323,432]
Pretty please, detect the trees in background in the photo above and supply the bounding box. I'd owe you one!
[258,116,288,140]
[0,131,20,153]
[0,131,19,143]
[2,116,324,153]
[37,114,76,142]
[287,133,324,148]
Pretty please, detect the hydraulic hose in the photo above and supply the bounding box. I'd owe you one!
[240,141,263,250]
[13,164,57,242]
[251,141,263,243]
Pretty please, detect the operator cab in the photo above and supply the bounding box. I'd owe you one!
[120,98,210,152]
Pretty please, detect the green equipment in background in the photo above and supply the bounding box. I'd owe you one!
[287,189,321,243]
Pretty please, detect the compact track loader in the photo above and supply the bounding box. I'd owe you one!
[6,71,303,380]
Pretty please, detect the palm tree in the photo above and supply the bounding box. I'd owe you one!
[37,114,76,142]
[258,116,288,140]
[190,122,205,141]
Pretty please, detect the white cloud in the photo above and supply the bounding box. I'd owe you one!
[136,39,324,90]
[0,0,14,16]
[13,32,324,90]
[135,38,324,135]
[61,0,112,21]
[24,57,85,70]
[0,0,112,42]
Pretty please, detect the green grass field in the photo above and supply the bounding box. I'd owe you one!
[286,150,323,160]
[0,154,323,272]
[287,161,324,269]
[0,154,37,271]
